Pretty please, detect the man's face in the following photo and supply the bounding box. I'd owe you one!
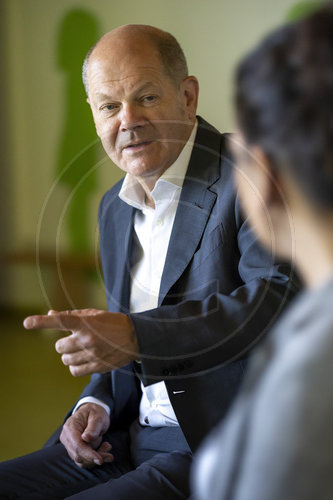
[87,36,197,182]
[231,133,274,251]
[232,133,296,261]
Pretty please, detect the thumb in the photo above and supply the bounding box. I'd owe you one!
[81,415,104,443]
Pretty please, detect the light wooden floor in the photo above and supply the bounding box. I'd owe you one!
[0,311,89,461]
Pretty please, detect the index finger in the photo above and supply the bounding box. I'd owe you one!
[23,312,80,331]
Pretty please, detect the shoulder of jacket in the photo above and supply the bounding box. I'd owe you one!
[98,177,125,221]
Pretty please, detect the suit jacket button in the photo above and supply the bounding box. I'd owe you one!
[144,416,149,424]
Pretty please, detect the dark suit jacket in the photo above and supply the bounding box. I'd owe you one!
[75,117,298,452]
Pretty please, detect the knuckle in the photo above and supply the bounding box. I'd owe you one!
[73,447,83,463]
[58,314,68,328]
[90,346,100,357]
[60,422,70,436]
[92,361,105,373]
[83,308,94,315]
[66,414,76,425]
[84,333,95,348]
[60,429,67,441]
[59,432,66,445]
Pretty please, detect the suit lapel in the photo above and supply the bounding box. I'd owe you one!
[158,118,222,305]
[103,195,135,312]
[118,206,136,312]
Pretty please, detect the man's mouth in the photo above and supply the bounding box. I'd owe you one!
[123,140,153,152]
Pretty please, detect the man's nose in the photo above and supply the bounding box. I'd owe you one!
[120,103,145,131]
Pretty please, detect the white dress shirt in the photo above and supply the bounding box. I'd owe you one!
[74,121,197,425]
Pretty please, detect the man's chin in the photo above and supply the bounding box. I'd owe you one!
[121,161,165,179]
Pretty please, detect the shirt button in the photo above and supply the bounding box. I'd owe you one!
[156,218,164,226]
[144,416,150,424]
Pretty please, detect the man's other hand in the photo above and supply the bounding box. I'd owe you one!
[23,309,139,376]
[60,403,112,468]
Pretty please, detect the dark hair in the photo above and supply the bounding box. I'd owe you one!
[82,25,188,96]
[235,4,333,208]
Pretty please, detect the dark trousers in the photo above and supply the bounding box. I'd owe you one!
[0,420,192,499]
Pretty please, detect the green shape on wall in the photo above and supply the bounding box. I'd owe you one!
[286,1,322,22]
[56,9,100,255]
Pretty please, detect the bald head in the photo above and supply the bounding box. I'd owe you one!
[82,24,188,96]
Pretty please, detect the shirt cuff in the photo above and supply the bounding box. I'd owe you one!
[72,396,111,416]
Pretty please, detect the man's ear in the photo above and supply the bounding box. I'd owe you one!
[250,147,283,208]
[86,97,100,137]
[182,76,199,120]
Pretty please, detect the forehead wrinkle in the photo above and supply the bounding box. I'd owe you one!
[90,74,164,102]
[88,46,168,86]
[89,62,165,81]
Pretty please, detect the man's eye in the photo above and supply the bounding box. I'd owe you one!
[143,95,156,103]
[101,104,117,111]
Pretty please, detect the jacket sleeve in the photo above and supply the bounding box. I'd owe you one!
[77,373,115,411]
[129,205,299,385]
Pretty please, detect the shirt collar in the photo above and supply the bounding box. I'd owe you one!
[119,120,198,211]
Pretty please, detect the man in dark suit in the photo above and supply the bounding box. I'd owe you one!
[0,24,297,499]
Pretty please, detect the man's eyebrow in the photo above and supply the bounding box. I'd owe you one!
[94,92,113,101]
[94,82,159,102]
[135,82,159,93]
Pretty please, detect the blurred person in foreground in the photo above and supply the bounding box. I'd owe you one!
[193,5,333,500]
[0,25,296,499]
